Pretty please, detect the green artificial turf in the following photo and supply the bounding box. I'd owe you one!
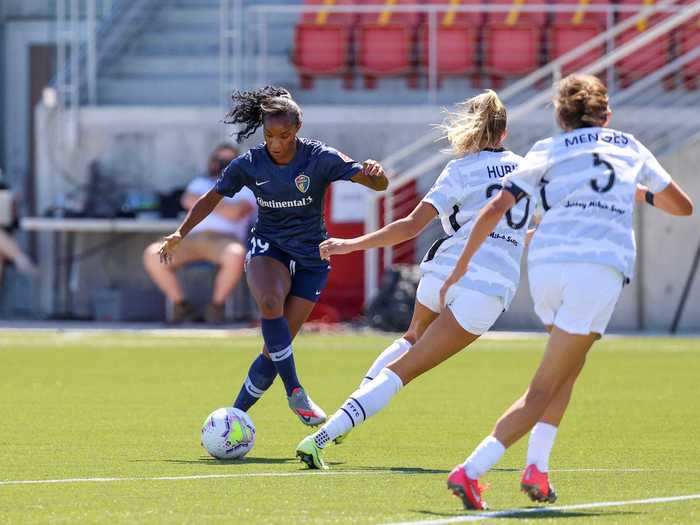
[0,331,699,524]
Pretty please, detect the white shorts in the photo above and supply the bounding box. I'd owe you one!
[529,262,624,336]
[416,274,504,335]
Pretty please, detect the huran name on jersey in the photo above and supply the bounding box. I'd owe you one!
[256,196,313,209]
[564,131,630,148]
[487,164,518,179]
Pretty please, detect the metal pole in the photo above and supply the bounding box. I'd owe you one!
[256,13,267,86]
[636,202,645,331]
[234,0,244,92]
[427,10,438,105]
[219,0,229,112]
[57,0,67,111]
[364,193,381,307]
[383,190,393,268]
[87,0,97,105]
[68,0,80,148]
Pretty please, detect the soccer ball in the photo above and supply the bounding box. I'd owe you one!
[201,407,255,459]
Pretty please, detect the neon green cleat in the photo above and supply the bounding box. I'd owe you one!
[295,435,327,470]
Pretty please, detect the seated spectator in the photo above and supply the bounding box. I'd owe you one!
[0,175,38,282]
[143,144,256,324]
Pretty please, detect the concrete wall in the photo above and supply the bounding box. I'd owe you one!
[640,136,700,332]
[31,104,700,330]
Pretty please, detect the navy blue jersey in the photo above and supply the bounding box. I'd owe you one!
[215,138,362,269]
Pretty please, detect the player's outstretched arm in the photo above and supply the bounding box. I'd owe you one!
[439,190,516,308]
[319,201,437,260]
[159,187,223,264]
[636,182,694,217]
[350,159,389,191]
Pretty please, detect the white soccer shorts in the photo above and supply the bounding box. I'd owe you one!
[416,274,504,335]
[529,262,624,336]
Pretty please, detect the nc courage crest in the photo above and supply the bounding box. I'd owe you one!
[295,173,310,193]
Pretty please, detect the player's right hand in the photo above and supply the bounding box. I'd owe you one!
[319,238,353,260]
[159,232,182,265]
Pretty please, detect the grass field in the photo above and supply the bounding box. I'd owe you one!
[1,330,699,524]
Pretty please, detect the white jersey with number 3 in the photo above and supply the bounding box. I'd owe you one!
[504,127,672,282]
[420,149,529,308]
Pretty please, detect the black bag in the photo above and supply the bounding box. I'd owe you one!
[365,264,421,332]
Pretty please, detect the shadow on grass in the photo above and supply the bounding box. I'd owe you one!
[131,456,295,466]
[412,508,639,520]
[132,456,348,467]
[351,465,450,475]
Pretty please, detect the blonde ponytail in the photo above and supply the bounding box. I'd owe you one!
[440,90,507,156]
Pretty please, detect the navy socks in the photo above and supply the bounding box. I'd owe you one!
[260,317,301,396]
[233,353,277,411]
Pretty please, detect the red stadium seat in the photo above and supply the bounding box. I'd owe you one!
[293,0,356,89]
[356,0,421,88]
[293,25,353,89]
[677,5,700,89]
[615,1,672,88]
[483,1,547,83]
[548,0,610,74]
[419,1,481,83]
[419,25,478,82]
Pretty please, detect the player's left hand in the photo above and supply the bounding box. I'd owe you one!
[439,267,467,310]
[362,159,385,179]
[319,237,354,260]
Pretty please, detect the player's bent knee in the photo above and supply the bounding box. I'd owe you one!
[523,386,553,411]
[257,293,285,317]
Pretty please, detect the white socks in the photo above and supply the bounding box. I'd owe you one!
[461,423,558,480]
[360,338,412,387]
[526,422,558,472]
[463,436,506,479]
[314,368,404,448]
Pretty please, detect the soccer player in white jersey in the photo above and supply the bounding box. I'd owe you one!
[443,74,694,510]
[295,90,535,469]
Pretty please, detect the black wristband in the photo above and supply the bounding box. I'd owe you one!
[645,191,655,207]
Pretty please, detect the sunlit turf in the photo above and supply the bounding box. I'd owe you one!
[0,330,699,524]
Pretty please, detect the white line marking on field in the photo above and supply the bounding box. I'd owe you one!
[1,466,698,487]
[0,470,389,486]
[384,493,700,525]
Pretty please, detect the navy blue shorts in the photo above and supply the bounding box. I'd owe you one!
[245,235,330,303]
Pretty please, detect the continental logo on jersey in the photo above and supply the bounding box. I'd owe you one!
[295,173,310,193]
[256,196,313,209]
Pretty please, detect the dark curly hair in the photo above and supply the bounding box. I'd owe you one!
[224,86,303,143]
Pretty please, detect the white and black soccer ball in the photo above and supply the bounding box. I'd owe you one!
[201,407,256,459]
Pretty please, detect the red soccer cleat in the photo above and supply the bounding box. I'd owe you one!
[520,464,558,503]
[447,465,489,510]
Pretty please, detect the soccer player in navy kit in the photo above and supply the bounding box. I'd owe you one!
[158,87,388,426]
